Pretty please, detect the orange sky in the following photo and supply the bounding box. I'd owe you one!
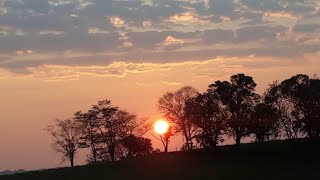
[1,57,319,170]
[0,0,320,171]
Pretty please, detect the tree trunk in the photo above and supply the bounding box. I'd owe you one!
[110,148,115,161]
[235,132,241,147]
[182,126,192,150]
[164,145,168,153]
[91,144,97,164]
[187,122,193,150]
[70,155,74,168]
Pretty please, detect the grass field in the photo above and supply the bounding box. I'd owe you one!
[1,139,319,180]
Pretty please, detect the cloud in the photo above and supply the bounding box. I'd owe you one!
[160,81,182,86]
[0,0,319,76]
[161,36,186,46]
[235,25,287,43]
[264,12,299,20]
[3,55,307,82]
[109,16,126,28]
[293,23,320,33]
[202,29,234,44]
[166,12,210,26]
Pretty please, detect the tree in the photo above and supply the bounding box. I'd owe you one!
[208,74,260,147]
[152,126,173,153]
[121,135,153,158]
[248,103,280,142]
[89,100,140,161]
[74,110,102,164]
[265,81,299,139]
[186,93,228,149]
[88,99,119,161]
[75,99,152,163]
[46,118,82,167]
[158,86,199,150]
[279,74,320,139]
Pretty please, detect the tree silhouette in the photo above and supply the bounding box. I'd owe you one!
[158,86,199,150]
[74,110,102,164]
[248,103,280,142]
[45,72,320,167]
[121,135,153,158]
[88,100,119,161]
[152,126,173,153]
[208,74,260,147]
[186,93,228,149]
[46,119,82,167]
[74,99,152,163]
[265,81,299,139]
[279,74,320,139]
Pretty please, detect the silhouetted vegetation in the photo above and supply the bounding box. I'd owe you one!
[47,100,152,167]
[43,73,320,170]
[158,86,199,150]
[120,135,153,158]
[152,126,173,153]
[2,140,320,180]
[160,73,320,150]
[207,74,260,147]
[186,92,227,149]
[45,119,82,167]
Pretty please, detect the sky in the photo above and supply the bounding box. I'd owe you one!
[0,0,320,171]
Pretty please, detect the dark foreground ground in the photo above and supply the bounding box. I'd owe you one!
[1,139,320,180]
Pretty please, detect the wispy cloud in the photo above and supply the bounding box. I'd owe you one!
[160,81,182,86]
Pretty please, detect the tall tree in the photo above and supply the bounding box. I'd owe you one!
[46,118,82,167]
[248,103,280,142]
[89,100,119,161]
[158,86,199,150]
[76,99,151,163]
[208,74,260,147]
[265,81,299,139]
[74,110,102,164]
[279,74,320,139]
[186,93,228,149]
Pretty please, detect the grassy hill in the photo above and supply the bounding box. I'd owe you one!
[1,139,320,180]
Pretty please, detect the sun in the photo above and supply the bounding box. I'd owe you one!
[154,120,169,135]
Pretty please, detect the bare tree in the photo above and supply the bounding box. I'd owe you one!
[152,126,173,153]
[158,86,199,150]
[46,118,82,167]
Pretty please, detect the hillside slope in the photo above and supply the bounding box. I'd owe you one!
[1,140,319,180]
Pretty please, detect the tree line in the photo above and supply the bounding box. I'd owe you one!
[158,73,320,150]
[46,100,153,167]
[47,73,320,167]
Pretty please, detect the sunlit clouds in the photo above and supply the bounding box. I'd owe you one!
[2,55,316,85]
[109,16,126,28]
[166,12,210,26]
[162,36,186,46]
[264,12,299,20]
[0,0,319,76]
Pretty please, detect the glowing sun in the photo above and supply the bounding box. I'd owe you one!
[154,120,169,135]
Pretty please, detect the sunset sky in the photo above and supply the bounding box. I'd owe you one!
[0,0,320,171]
